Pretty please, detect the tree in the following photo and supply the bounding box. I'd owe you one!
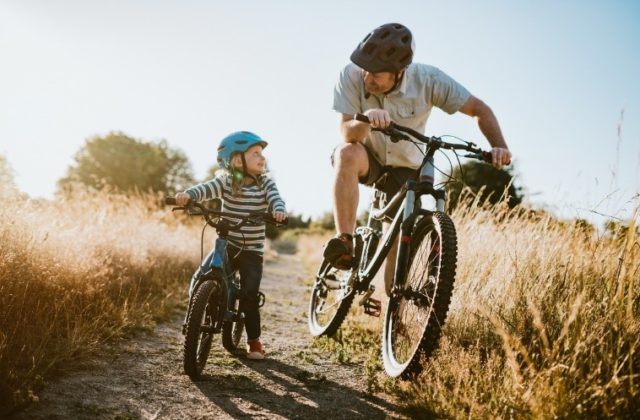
[58,132,195,194]
[0,155,21,199]
[447,160,523,210]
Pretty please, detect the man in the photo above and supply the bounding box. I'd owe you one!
[324,23,512,295]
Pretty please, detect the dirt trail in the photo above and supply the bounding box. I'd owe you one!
[13,253,406,419]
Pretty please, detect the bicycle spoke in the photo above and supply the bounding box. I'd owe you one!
[308,263,356,336]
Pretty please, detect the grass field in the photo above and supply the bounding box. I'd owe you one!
[303,201,639,418]
[2,191,637,417]
[0,192,200,413]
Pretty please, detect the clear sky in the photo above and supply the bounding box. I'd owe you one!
[1,0,639,225]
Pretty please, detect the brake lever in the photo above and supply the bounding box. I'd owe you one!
[372,127,410,143]
[464,152,493,163]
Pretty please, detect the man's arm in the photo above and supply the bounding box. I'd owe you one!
[458,95,512,169]
[339,109,392,143]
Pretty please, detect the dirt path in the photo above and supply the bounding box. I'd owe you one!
[13,253,406,419]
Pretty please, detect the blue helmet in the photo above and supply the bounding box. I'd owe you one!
[216,131,268,171]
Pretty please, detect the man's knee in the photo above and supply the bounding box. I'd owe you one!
[333,143,369,177]
[334,143,367,166]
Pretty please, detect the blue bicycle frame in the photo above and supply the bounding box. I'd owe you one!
[188,237,240,323]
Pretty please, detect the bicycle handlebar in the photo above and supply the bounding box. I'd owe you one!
[164,197,288,228]
[354,113,492,163]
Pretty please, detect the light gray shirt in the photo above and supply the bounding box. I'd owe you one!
[333,63,471,169]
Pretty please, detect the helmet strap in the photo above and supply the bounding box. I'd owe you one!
[383,69,405,95]
[240,154,260,185]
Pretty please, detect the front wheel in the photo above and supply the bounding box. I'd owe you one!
[382,212,457,379]
[308,260,355,336]
[183,279,222,379]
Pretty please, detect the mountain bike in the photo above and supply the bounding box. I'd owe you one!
[308,114,494,379]
[165,197,286,379]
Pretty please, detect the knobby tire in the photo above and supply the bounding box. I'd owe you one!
[382,211,457,379]
[183,280,220,379]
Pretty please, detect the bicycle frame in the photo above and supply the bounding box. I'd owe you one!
[348,112,490,298]
[189,236,240,311]
[353,150,446,296]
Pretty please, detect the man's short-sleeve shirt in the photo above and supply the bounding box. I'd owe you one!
[333,63,471,169]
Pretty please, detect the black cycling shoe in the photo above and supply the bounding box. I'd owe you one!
[323,233,354,270]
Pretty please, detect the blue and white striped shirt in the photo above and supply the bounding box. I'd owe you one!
[185,173,286,253]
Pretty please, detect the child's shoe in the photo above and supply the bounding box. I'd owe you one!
[246,339,266,360]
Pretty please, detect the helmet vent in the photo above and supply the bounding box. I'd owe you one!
[363,44,376,55]
[235,140,248,144]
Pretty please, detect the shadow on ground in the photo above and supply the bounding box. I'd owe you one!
[194,354,405,419]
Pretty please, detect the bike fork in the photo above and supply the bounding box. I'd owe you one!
[391,180,417,297]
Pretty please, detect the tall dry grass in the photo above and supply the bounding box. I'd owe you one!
[408,202,640,418]
[0,192,201,413]
[298,200,640,418]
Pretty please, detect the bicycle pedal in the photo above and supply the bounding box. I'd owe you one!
[363,298,381,317]
[357,284,375,304]
[224,311,244,322]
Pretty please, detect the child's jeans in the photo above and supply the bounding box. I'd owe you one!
[228,245,264,341]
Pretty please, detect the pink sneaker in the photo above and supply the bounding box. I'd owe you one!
[246,339,266,360]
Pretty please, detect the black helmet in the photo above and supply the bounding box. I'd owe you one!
[350,23,414,73]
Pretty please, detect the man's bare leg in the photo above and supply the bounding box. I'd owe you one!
[332,143,369,235]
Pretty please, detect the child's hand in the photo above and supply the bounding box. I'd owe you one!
[273,211,287,223]
[175,192,191,206]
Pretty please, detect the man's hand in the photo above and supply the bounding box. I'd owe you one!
[175,192,191,206]
[490,147,512,170]
[273,211,287,223]
[363,108,391,129]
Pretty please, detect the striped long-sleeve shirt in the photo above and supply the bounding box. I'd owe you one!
[185,173,286,253]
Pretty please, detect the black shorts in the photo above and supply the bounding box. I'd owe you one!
[331,145,416,198]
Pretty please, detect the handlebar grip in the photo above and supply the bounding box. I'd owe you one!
[465,152,493,163]
[354,113,370,124]
[165,197,177,205]
[261,213,289,226]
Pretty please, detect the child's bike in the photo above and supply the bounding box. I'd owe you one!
[165,197,286,379]
[308,114,494,379]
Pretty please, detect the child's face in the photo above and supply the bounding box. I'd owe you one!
[233,144,265,176]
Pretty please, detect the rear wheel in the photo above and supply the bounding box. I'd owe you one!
[308,260,355,336]
[222,280,245,352]
[183,280,222,379]
[382,212,457,379]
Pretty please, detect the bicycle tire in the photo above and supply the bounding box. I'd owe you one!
[308,259,355,337]
[382,211,457,379]
[183,279,221,379]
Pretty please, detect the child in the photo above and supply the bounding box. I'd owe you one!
[174,131,287,360]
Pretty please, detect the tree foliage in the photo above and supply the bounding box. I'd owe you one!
[447,160,523,210]
[58,132,195,194]
[0,155,21,200]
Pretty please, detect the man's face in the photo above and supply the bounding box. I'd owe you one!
[362,70,396,95]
